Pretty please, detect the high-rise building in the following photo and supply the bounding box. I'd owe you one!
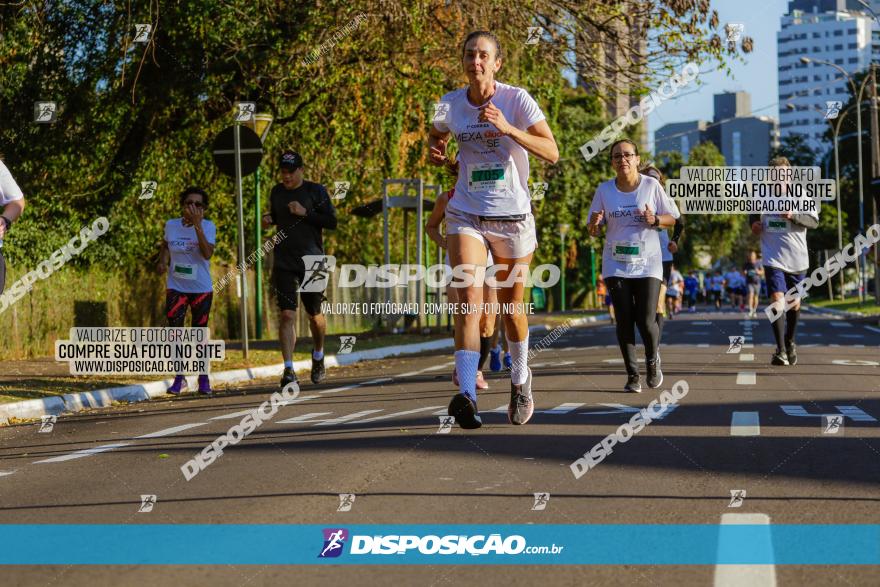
[778,1,873,152]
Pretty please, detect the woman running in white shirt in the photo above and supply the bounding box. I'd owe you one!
[428,30,558,429]
[588,140,680,392]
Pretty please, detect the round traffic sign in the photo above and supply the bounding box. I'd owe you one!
[212,125,263,177]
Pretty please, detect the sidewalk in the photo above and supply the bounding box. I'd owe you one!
[0,312,608,425]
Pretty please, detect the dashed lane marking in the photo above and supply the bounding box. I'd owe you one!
[730,412,760,436]
[713,513,776,587]
[736,372,756,385]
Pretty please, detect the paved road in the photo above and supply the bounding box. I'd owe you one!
[1,308,879,586]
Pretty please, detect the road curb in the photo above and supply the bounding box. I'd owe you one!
[0,313,608,425]
[802,304,873,321]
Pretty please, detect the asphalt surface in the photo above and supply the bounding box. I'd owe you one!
[1,307,879,586]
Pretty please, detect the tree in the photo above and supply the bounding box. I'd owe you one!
[771,133,818,167]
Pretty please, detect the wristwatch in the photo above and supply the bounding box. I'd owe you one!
[0,216,11,230]
[651,216,660,228]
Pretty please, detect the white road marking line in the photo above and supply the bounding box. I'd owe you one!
[352,406,445,424]
[694,321,713,325]
[831,359,879,366]
[33,443,133,464]
[603,358,645,364]
[779,405,876,422]
[432,408,449,416]
[865,326,880,335]
[209,395,320,419]
[740,354,754,362]
[539,403,586,415]
[421,362,455,372]
[363,378,393,386]
[0,470,16,477]
[730,412,760,436]
[580,403,678,420]
[834,406,877,422]
[531,362,548,368]
[840,334,864,339]
[555,360,576,366]
[276,412,333,424]
[743,343,754,349]
[736,372,756,385]
[697,343,710,348]
[714,513,776,587]
[136,422,207,439]
[314,410,383,426]
[319,384,361,395]
[486,404,510,413]
[830,321,852,328]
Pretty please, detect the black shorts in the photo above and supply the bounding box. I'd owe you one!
[272,269,326,314]
[662,261,672,282]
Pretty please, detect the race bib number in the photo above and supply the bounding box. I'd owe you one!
[173,263,197,280]
[767,219,789,233]
[612,241,644,264]
[467,161,512,192]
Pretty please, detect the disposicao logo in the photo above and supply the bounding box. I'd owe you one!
[318,528,348,558]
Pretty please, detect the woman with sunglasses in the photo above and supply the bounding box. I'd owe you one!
[158,187,216,395]
[588,140,680,392]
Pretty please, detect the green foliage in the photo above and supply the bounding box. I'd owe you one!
[0,0,746,348]
[771,133,818,167]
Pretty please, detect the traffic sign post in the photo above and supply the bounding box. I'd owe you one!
[212,124,263,359]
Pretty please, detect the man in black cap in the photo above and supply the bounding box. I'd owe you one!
[262,150,337,387]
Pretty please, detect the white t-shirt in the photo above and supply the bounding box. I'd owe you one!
[760,212,817,274]
[667,269,683,294]
[589,174,681,280]
[658,229,673,262]
[164,218,216,293]
[434,81,545,216]
[0,160,24,249]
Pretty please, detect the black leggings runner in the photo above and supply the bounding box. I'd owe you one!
[606,276,661,376]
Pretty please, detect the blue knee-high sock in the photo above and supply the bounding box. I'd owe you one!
[454,349,480,404]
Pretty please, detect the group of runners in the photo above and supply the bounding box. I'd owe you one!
[152,149,339,395]
[0,30,821,425]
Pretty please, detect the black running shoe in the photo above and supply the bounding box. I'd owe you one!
[280,367,298,389]
[448,393,482,429]
[771,348,789,366]
[646,357,663,389]
[624,373,642,393]
[311,356,326,384]
[785,342,797,366]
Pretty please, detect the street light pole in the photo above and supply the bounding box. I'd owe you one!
[249,113,273,339]
[801,56,867,300]
[557,223,570,312]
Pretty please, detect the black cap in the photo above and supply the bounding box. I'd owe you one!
[279,150,303,170]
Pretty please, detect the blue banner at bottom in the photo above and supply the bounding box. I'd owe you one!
[0,524,877,565]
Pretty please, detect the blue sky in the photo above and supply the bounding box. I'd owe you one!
[647,0,791,152]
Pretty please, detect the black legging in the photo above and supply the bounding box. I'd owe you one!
[606,276,661,376]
